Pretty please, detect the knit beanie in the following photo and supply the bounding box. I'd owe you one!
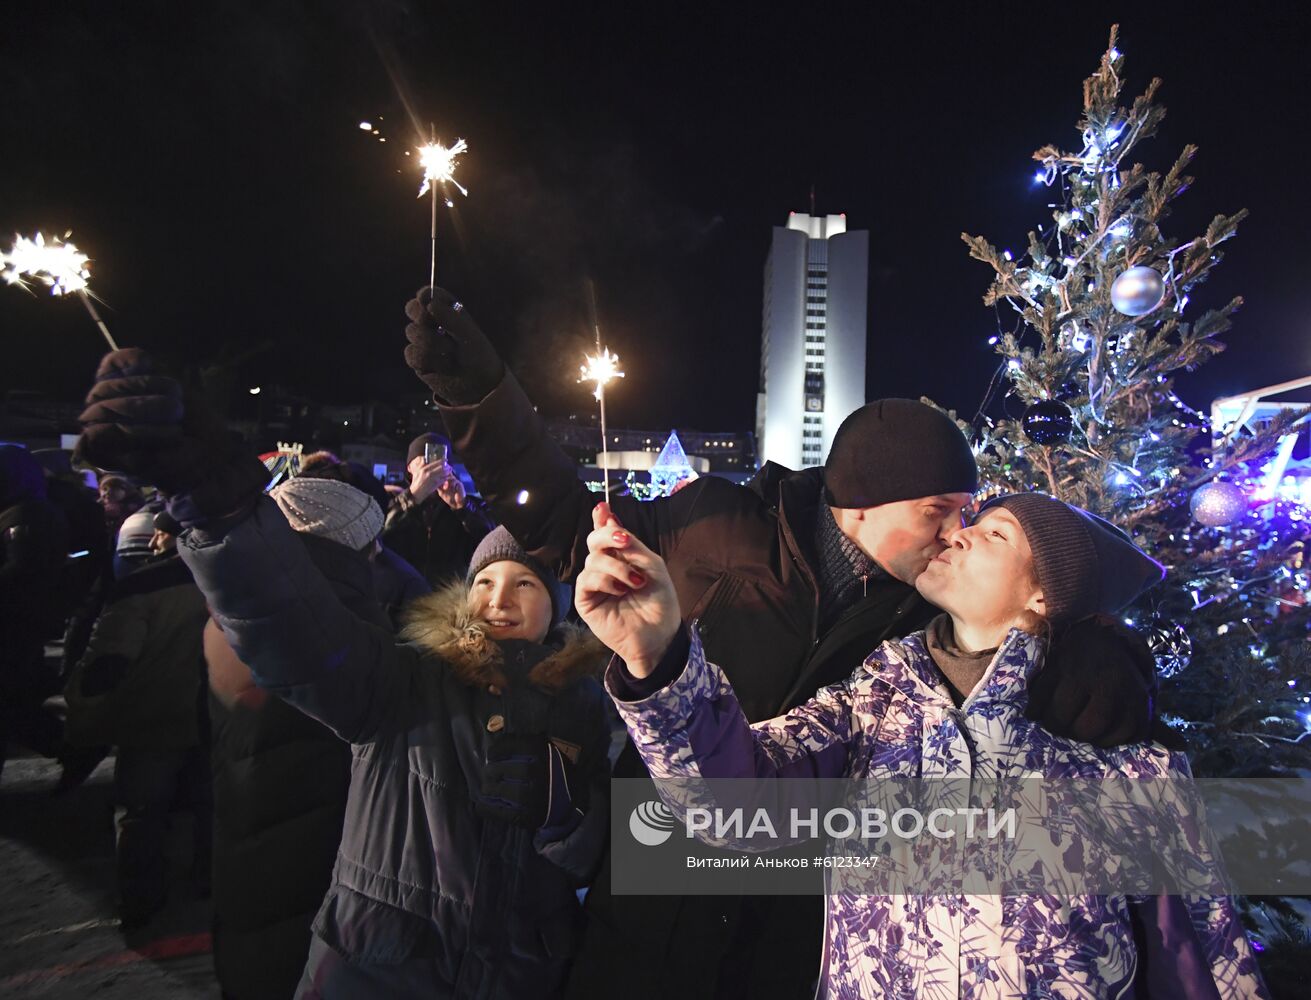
[153,509,182,536]
[466,525,563,624]
[979,493,1166,626]
[407,432,451,467]
[116,509,156,558]
[824,399,978,508]
[269,478,383,552]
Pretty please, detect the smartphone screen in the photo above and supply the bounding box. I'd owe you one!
[424,442,448,465]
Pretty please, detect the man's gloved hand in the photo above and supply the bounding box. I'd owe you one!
[475,731,584,834]
[76,349,270,528]
[403,287,505,405]
[1027,614,1157,748]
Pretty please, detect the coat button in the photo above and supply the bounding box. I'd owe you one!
[487,684,502,696]
[486,714,505,733]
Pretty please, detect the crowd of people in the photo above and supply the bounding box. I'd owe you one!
[0,285,1269,998]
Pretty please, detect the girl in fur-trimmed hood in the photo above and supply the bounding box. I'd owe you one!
[184,507,614,1000]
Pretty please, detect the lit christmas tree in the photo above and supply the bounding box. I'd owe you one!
[958,27,1309,967]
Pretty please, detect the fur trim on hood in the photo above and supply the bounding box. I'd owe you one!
[399,580,606,692]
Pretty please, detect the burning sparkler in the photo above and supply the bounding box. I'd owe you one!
[579,279,625,504]
[1,232,118,350]
[416,134,468,290]
[417,138,468,199]
[580,348,624,403]
[579,348,625,504]
[2,231,89,295]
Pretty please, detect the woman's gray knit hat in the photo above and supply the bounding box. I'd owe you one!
[466,526,564,624]
[270,478,383,552]
[979,493,1165,625]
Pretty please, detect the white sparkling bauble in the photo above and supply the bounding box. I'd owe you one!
[1110,266,1166,316]
[1190,481,1247,527]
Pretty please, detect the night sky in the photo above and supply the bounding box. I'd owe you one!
[4,3,1309,435]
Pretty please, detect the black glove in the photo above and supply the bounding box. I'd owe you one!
[403,287,505,405]
[76,349,269,527]
[475,731,583,833]
[1026,614,1156,748]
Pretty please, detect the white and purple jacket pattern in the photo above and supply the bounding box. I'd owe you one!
[608,627,1268,1000]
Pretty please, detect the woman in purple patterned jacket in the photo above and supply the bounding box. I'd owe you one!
[576,495,1269,999]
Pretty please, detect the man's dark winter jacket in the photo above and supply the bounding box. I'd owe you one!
[380,489,493,588]
[207,533,392,1000]
[64,554,207,750]
[180,499,612,999]
[439,372,940,1000]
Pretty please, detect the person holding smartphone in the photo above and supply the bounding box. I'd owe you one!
[381,432,494,587]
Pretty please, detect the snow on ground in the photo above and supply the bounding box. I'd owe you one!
[0,752,218,999]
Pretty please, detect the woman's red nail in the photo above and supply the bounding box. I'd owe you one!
[629,572,645,587]
[612,531,630,546]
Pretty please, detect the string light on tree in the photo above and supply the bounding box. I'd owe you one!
[1060,321,1092,353]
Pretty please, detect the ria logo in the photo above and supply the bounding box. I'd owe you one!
[629,800,677,846]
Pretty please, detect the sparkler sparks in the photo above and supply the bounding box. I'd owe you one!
[579,348,625,401]
[1,232,118,350]
[417,138,468,198]
[1,231,90,295]
[579,346,625,503]
[416,134,468,290]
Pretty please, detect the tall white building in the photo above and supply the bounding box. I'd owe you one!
[756,212,868,469]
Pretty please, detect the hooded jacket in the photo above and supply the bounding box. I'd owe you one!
[610,628,1269,999]
[179,498,612,999]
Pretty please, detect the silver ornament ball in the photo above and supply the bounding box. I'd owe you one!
[1147,621,1192,679]
[1190,481,1247,527]
[1110,266,1166,316]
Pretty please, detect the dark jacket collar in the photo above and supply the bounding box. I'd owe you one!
[746,462,825,591]
[746,463,944,710]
